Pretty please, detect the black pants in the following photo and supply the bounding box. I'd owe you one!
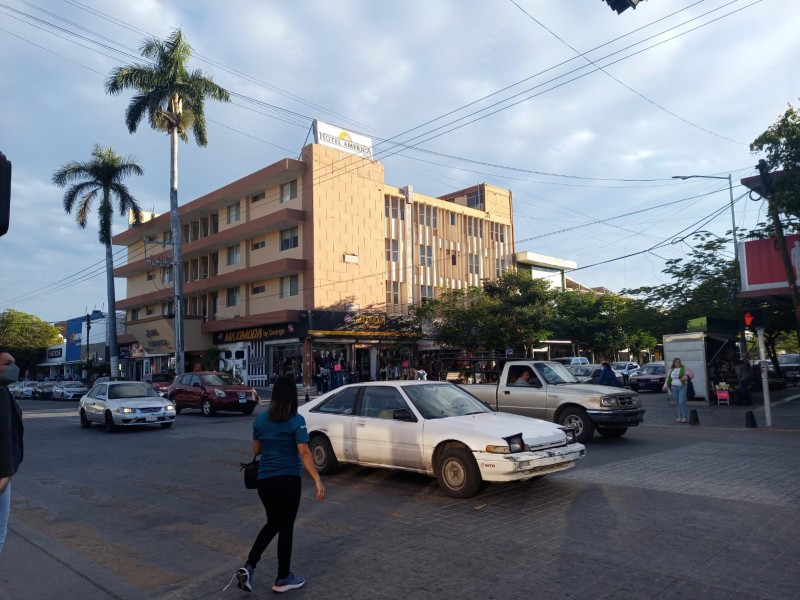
[246,475,302,579]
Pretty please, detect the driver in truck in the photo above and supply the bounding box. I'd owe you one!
[514,369,534,385]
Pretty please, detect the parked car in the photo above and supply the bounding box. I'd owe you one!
[33,381,57,399]
[144,372,174,396]
[93,376,127,385]
[300,380,586,499]
[567,364,623,386]
[629,362,666,393]
[52,381,89,400]
[79,380,176,432]
[166,371,258,416]
[13,381,37,399]
[551,357,589,366]
[776,353,800,384]
[610,361,640,384]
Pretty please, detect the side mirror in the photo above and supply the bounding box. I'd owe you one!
[393,408,416,422]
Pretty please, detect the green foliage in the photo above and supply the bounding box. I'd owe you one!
[201,346,224,370]
[751,100,800,218]
[413,287,496,352]
[0,309,61,377]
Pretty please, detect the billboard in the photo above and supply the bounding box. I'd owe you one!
[739,234,800,297]
[313,120,373,159]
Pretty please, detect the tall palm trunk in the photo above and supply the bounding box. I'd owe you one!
[105,240,119,375]
[169,127,185,375]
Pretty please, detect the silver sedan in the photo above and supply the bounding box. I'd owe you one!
[79,381,176,432]
[52,381,89,400]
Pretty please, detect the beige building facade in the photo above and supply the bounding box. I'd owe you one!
[112,141,515,387]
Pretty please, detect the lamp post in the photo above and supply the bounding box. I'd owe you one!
[672,173,738,262]
[673,173,747,358]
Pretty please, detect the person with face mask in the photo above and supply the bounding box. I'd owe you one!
[0,350,23,557]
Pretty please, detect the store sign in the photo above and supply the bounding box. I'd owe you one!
[47,348,63,358]
[308,311,420,337]
[740,234,800,297]
[314,120,373,159]
[213,322,304,345]
[125,320,175,354]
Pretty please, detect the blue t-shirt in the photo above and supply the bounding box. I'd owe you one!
[253,412,309,479]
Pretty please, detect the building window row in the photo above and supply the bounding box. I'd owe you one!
[386,280,399,306]
[384,195,405,221]
[227,203,241,225]
[280,179,298,203]
[385,238,399,263]
[419,244,433,267]
[280,226,299,251]
[418,205,438,228]
[467,189,484,210]
[281,274,299,298]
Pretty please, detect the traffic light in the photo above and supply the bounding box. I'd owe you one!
[603,0,642,14]
[0,151,10,238]
[743,309,768,331]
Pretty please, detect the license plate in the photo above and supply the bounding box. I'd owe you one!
[239,398,247,404]
[146,414,158,422]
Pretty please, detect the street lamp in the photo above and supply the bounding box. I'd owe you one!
[672,173,738,262]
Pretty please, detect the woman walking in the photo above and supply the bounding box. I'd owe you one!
[663,358,695,423]
[236,375,324,593]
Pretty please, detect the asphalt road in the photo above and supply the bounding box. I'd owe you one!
[1,397,798,599]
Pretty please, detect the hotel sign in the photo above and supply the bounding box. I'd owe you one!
[314,120,373,159]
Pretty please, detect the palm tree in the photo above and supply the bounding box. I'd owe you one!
[53,145,144,378]
[105,28,230,375]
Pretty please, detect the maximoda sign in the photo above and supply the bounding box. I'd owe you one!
[313,120,373,159]
[739,234,800,297]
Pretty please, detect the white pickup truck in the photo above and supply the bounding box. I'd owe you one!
[459,360,645,443]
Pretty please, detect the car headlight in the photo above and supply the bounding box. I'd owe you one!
[164,404,175,411]
[600,396,619,407]
[215,389,227,397]
[116,407,135,414]
[486,433,529,454]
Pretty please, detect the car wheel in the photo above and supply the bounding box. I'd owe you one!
[629,384,639,392]
[559,407,595,443]
[309,436,338,475]
[160,422,173,429]
[79,409,91,429]
[597,426,627,438]
[201,398,215,417]
[242,406,255,416]
[436,446,482,499]
[104,412,117,433]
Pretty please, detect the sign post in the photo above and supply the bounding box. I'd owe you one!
[755,327,773,427]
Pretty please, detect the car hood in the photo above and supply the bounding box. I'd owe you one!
[210,385,253,393]
[425,411,568,448]
[108,398,171,408]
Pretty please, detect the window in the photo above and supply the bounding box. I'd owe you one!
[490,223,507,243]
[201,217,209,237]
[182,224,190,244]
[385,195,405,220]
[418,205,437,227]
[386,280,399,306]
[451,254,457,266]
[361,386,408,419]
[227,244,240,266]
[251,191,265,203]
[227,203,241,224]
[312,387,358,415]
[467,189,484,210]
[162,302,172,316]
[161,266,172,283]
[280,275,299,298]
[211,213,219,234]
[252,284,265,295]
[450,213,456,226]
[131,308,140,321]
[211,252,219,276]
[467,217,483,239]
[280,227,299,251]
[252,240,265,251]
[469,254,479,275]
[419,245,433,267]
[191,220,200,241]
[421,285,434,300]
[226,286,240,307]
[146,271,155,281]
[385,239,398,262]
[496,258,509,277]
[280,179,297,203]
[201,256,209,278]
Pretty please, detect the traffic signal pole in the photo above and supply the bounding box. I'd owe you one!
[756,327,773,427]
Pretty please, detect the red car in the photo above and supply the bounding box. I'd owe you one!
[166,371,258,416]
[144,372,174,396]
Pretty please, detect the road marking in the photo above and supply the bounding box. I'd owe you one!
[23,410,76,419]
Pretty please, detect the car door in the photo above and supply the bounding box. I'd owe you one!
[188,374,204,407]
[352,386,424,470]
[497,365,548,420]
[86,384,108,422]
[172,374,193,406]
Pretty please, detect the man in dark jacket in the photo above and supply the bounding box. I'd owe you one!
[0,350,23,557]
[598,362,619,387]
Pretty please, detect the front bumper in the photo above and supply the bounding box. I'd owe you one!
[214,398,257,411]
[586,408,646,427]
[114,410,177,426]
[475,443,587,482]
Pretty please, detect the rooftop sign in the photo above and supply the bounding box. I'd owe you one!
[313,120,373,159]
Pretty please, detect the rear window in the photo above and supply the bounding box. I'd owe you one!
[638,364,665,375]
[777,354,800,365]
[150,374,173,383]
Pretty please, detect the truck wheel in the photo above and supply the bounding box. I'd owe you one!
[559,407,595,443]
[436,447,482,499]
[597,426,627,438]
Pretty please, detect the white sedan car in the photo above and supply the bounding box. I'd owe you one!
[300,381,586,498]
[79,381,177,432]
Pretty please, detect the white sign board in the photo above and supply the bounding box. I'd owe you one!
[314,120,373,159]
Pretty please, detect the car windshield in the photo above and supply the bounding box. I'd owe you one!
[202,373,237,386]
[64,382,84,388]
[535,362,578,384]
[151,374,172,382]
[403,384,493,420]
[639,364,665,375]
[108,383,158,399]
[569,365,594,377]
[611,362,628,370]
[777,354,800,365]
[42,382,56,388]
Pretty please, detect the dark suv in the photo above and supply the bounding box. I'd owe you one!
[166,371,258,416]
[629,362,666,393]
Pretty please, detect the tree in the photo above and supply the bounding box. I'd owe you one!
[549,290,631,359]
[52,145,144,378]
[413,287,497,352]
[0,309,61,377]
[105,28,231,375]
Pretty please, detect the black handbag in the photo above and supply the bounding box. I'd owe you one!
[240,455,260,489]
[686,378,696,401]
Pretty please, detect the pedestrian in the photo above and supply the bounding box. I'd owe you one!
[233,375,324,594]
[662,357,695,423]
[597,362,618,387]
[0,350,23,558]
[735,354,753,406]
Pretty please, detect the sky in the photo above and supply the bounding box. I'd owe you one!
[1,0,798,323]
